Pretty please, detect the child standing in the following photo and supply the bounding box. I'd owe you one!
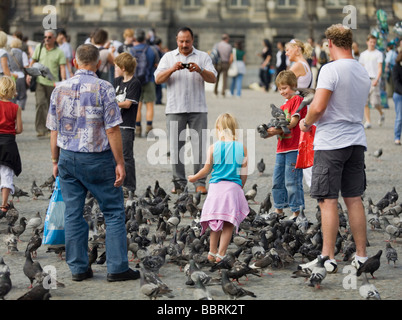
[265,70,306,220]
[188,113,249,263]
[114,53,142,196]
[0,76,23,214]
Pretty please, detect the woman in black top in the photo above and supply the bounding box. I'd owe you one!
[259,39,272,92]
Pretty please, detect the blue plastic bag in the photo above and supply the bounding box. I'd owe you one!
[42,176,65,245]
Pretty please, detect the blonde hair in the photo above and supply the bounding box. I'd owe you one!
[275,70,298,88]
[0,76,17,100]
[115,52,137,74]
[286,39,313,59]
[10,38,22,49]
[0,31,8,48]
[215,113,239,140]
[123,28,134,39]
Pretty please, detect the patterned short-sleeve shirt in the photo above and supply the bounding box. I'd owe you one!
[46,69,122,152]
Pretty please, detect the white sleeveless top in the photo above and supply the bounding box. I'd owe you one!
[297,61,312,88]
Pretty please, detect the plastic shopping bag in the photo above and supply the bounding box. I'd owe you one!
[42,176,65,245]
[296,125,316,169]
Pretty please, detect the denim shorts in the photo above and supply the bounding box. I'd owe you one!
[310,145,366,200]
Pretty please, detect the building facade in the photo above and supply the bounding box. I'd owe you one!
[6,0,401,84]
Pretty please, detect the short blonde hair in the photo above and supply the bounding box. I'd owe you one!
[115,52,137,74]
[0,31,8,48]
[215,113,239,140]
[0,76,17,100]
[275,70,298,88]
[10,38,22,49]
[286,39,313,59]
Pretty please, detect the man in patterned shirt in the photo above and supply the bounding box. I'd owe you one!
[46,44,140,282]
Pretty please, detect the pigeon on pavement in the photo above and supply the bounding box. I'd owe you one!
[356,250,382,279]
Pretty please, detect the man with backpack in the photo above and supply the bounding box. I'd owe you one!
[131,28,159,138]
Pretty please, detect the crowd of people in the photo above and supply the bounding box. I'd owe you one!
[0,23,401,283]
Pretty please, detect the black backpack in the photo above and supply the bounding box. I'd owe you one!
[130,45,149,85]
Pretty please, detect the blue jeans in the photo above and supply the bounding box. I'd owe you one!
[58,149,128,275]
[393,92,402,141]
[230,74,244,97]
[272,151,305,212]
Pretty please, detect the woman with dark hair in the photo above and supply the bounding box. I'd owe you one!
[392,51,402,145]
[274,41,288,91]
[259,39,272,92]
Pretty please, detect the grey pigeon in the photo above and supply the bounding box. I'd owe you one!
[259,192,272,214]
[27,212,42,233]
[25,62,55,81]
[382,216,400,242]
[142,246,168,275]
[308,255,329,289]
[141,265,174,298]
[4,234,18,253]
[31,181,44,200]
[221,270,256,300]
[359,273,381,300]
[193,274,214,300]
[26,229,42,258]
[257,158,265,175]
[186,259,211,286]
[356,250,382,279]
[17,273,51,300]
[40,175,55,190]
[12,185,29,202]
[373,148,382,158]
[23,250,43,288]
[139,268,166,300]
[8,217,27,239]
[269,104,291,134]
[295,87,316,113]
[5,201,19,226]
[245,184,258,203]
[0,258,12,300]
[385,243,397,267]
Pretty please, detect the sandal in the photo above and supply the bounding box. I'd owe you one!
[0,204,10,213]
[216,254,226,263]
[207,252,217,262]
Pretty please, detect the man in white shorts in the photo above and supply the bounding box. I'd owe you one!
[359,34,384,129]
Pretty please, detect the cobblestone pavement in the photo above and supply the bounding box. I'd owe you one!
[1,88,401,302]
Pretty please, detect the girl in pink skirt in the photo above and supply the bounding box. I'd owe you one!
[188,113,249,263]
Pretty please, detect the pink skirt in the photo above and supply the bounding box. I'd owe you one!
[200,181,250,235]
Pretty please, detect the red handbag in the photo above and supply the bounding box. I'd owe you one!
[296,125,316,169]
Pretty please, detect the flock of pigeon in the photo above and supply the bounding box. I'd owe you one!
[0,174,401,300]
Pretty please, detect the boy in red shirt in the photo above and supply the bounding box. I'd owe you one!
[264,70,306,220]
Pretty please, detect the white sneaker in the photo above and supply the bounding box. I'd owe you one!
[351,256,368,269]
[378,115,385,126]
[298,257,338,274]
[364,122,372,129]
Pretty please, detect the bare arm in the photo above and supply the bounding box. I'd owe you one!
[50,130,59,178]
[240,146,248,188]
[59,64,66,81]
[15,107,23,134]
[106,125,126,188]
[188,144,214,182]
[1,57,11,76]
[373,62,382,87]
[118,100,133,109]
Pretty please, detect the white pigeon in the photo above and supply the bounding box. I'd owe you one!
[359,273,381,300]
[27,212,42,232]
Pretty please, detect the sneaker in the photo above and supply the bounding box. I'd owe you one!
[298,257,338,274]
[107,268,140,282]
[351,256,368,269]
[378,115,385,126]
[364,122,372,129]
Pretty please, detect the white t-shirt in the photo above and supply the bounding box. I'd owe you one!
[359,49,383,78]
[314,59,371,150]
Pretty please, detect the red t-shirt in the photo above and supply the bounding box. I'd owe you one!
[276,95,306,153]
[0,100,19,135]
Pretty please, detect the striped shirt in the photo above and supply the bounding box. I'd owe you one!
[46,69,122,152]
[154,47,217,114]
